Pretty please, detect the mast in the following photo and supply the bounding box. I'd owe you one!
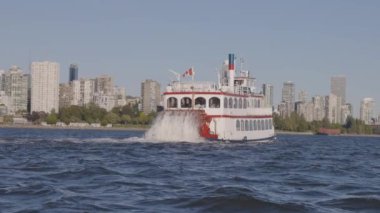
[228,53,235,91]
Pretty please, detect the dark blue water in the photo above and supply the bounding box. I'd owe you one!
[0,128,379,213]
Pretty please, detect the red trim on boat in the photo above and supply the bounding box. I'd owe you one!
[163,91,263,98]
[207,115,273,119]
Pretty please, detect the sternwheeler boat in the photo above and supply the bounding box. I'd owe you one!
[147,54,275,142]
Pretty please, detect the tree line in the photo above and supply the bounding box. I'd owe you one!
[27,103,157,127]
[273,112,373,134]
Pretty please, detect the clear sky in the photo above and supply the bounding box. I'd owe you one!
[1,0,379,116]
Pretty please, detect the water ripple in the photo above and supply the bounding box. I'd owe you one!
[0,128,379,212]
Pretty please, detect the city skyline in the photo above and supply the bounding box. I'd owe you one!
[0,0,379,115]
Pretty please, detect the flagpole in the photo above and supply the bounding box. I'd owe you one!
[192,66,194,81]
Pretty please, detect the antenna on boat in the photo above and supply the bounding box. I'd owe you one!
[168,69,181,82]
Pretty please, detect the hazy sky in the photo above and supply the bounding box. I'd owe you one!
[1,0,379,116]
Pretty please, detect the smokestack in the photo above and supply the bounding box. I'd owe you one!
[228,53,235,89]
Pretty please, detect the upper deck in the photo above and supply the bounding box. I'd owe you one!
[162,53,272,116]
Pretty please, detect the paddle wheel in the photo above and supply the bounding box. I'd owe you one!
[199,112,218,140]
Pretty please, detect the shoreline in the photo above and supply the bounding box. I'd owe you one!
[276,130,380,137]
[0,124,148,131]
[1,125,379,137]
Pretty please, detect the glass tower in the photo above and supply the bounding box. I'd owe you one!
[69,64,78,82]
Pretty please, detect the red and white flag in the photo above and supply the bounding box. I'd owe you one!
[182,67,194,77]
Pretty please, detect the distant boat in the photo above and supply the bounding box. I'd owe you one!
[317,128,341,135]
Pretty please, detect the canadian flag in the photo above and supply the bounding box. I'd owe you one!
[182,68,194,77]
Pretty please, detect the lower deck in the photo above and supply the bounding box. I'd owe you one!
[208,116,275,141]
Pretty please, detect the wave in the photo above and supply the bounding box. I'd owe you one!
[46,166,123,180]
[0,182,56,197]
[142,186,311,213]
[318,197,380,211]
[46,136,206,144]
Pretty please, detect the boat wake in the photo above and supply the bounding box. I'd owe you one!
[144,111,205,143]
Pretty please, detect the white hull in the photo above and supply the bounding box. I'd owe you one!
[151,53,275,142]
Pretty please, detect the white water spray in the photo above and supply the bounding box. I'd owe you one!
[144,111,205,142]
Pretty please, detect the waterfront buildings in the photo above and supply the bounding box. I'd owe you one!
[58,75,125,112]
[31,61,60,113]
[114,86,127,107]
[312,96,325,121]
[0,70,4,91]
[280,81,295,117]
[325,93,342,124]
[298,90,308,103]
[95,75,113,95]
[93,75,116,111]
[0,66,29,114]
[69,64,78,82]
[262,83,274,108]
[59,83,72,108]
[141,79,161,114]
[331,75,346,104]
[295,101,314,122]
[341,103,353,124]
[360,98,375,124]
[69,78,95,106]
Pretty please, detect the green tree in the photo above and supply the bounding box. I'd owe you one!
[121,114,132,125]
[3,115,13,124]
[102,112,120,125]
[46,112,58,124]
[137,112,149,124]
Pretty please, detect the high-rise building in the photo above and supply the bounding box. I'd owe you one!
[95,75,113,95]
[59,83,73,108]
[312,95,325,121]
[262,83,273,108]
[2,66,29,114]
[298,90,308,103]
[341,103,353,124]
[360,98,375,124]
[114,86,127,107]
[295,101,314,122]
[81,79,95,106]
[93,75,114,110]
[325,93,342,124]
[141,79,161,114]
[31,61,60,113]
[0,91,11,115]
[281,81,295,116]
[331,75,346,104]
[71,80,81,106]
[69,64,78,82]
[0,70,5,91]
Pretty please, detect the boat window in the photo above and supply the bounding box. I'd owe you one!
[167,97,177,108]
[265,120,269,130]
[239,98,242,109]
[224,97,228,108]
[234,98,238,108]
[258,120,262,130]
[195,97,206,108]
[181,97,192,108]
[243,99,247,109]
[269,119,273,129]
[250,120,253,131]
[254,120,257,130]
[241,120,244,131]
[261,120,265,130]
[209,97,220,108]
[253,99,257,108]
[229,98,233,108]
[236,120,240,131]
[257,99,261,108]
[245,120,249,131]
